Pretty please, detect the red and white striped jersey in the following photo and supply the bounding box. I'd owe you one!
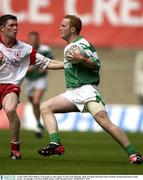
[0,36,51,85]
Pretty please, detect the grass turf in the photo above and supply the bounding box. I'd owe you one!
[0,129,143,175]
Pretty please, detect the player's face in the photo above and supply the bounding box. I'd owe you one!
[28,34,39,48]
[1,19,18,39]
[59,18,71,42]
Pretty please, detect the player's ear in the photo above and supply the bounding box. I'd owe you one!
[71,27,76,33]
[0,25,5,32]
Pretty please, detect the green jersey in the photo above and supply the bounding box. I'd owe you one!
[26,45,53,80]
[64,36,101,88]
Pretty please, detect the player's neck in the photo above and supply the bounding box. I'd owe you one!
[1,34,16,48]
[68,34,79,44]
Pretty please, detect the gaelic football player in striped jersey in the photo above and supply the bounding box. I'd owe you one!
[38,15,143,164]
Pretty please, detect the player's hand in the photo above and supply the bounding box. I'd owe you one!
[27,65,35,72]
[0,50,3,65]
[66,45,83,62]
[39,69,47,73]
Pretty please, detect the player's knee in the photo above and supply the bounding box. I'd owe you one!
[40,101,51,114]
[4,106,17,117]
[40,102,46,113]
[94,111,111,129]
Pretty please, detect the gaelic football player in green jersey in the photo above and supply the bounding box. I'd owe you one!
[38,15,143,164]
[24,31,54,138]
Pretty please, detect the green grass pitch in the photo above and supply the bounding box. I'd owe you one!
[0,129,143,175]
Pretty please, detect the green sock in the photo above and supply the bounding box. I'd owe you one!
[125,144,136,156]
[49,133,61,144]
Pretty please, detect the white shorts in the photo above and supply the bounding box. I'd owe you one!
[24,76,48,96]
[61,84,105,114]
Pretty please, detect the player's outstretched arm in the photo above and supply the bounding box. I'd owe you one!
[34,53,64,70]
[48,59,64,70]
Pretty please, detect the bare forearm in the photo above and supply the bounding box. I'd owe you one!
[48,60,64,70]
[79,57,96,69]
[70,53,96,69]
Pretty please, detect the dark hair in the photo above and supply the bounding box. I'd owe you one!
[64,15,82,34]
[29,31,39,37]
[0,14,17,26]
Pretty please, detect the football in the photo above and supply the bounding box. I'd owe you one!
[65,44,85,64]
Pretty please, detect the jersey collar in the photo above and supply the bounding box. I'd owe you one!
[72,35,83,43]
